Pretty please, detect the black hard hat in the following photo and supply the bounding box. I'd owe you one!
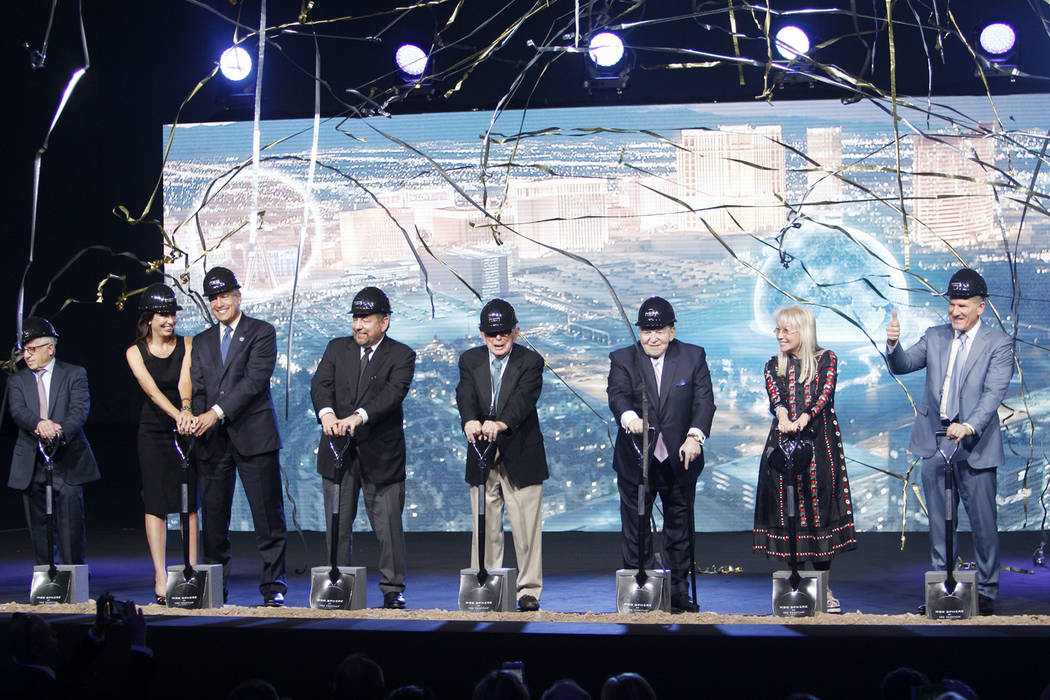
[352,287,391,317]
[636,296,675,329]
[139,283,183,314]
[946,269,988,299]
[21,317,59,347]
[479,299,517,335]
[202,267,241,298]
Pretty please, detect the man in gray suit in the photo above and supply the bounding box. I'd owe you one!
[7,317,99,565]
[886,268,1013,615]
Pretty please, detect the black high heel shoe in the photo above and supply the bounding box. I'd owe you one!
[155,593,167,606]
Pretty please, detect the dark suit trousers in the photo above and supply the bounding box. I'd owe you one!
[22,458,86,565]
[199,429,287,596]
[618,459,695,597]
[922,446,1000,598]
[323,463,406,595]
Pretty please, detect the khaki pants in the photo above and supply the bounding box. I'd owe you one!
[470,464,543,601]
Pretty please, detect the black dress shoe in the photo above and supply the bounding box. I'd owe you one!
[670,595,700,614]
[978,594,995,616]
[263,592,285,607]
[383,591,406,609]
[517,595,540,612]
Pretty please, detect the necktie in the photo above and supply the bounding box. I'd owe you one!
[35,369,48,419]
[490,356,504,413]
[220,326,233,365]
[946,333,969,421]
[652,358,669,462]
[357,346,373,398]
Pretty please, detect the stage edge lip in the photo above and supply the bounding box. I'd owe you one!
[6,612,1050,639]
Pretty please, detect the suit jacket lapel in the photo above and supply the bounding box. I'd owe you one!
[958,324,989,387]
[220,315,249,381]
[47,361,64,416]
[358,340,387,400]
[933,325,952,387]
[659,343,678,409]
[495,346,522,415]
[349,340,363,402]
[636,344,659,413]
[474,351,494,414]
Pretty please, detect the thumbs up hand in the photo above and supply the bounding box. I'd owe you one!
[887,308,900,348]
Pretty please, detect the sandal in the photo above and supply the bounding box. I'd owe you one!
[825,589,841,614]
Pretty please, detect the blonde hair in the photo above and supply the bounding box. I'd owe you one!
[774,305,822,384]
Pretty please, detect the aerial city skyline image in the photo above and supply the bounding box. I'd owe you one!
[162,94,1050,539]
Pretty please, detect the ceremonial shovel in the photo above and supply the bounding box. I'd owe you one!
[310,434,366,609]
[166,432,222,608]
[615,429,670,613]
[29,434,88,604]
[770,434,825,616]
[924,429,977,619]
[458,440,516,611]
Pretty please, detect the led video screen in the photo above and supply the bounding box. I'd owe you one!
[162,94,1049,534]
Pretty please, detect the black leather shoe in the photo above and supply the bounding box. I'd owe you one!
[383,591,406,609]
[670,595,700,614]
[263,592,285,607]
[517,595,540,612]
[978,594,995,616]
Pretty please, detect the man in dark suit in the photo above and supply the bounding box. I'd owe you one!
[310,287,416,609]
[7,317,99,565]
[886,268,1013,615]
[190,266,287,606]
[607,296,716,613]
[456,299,548,612]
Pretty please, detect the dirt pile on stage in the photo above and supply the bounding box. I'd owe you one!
[3,601,1048,626]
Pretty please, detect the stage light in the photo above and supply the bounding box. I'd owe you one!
[978,22,1016,58]
[588,32,624,68]
[774,26,810,60]
[395,44,428,77]
[219,46,252,81]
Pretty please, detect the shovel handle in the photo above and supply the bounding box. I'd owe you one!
[172,431,195,466]
[328,433,355,468]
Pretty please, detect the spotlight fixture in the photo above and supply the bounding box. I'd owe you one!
[219,46,252,81]
[774,26,810,61]
[587,32,624,68]
[395,43,428,79]
[584,32,630,93]
[974,20,1020,79]
[978,22,1017,60]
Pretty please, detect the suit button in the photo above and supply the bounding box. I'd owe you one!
[220,391,225,395]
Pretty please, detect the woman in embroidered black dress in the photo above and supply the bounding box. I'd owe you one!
[753,305,857,612]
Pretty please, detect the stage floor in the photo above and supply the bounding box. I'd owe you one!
[1,528,1048,616]
[3,530,1050,699]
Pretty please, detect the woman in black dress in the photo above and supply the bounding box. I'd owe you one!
[753,305,856,612]
[125,283,198,603]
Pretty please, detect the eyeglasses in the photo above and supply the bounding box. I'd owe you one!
[773,327,799,337]
[23,343,54,354]
[484,330,513,339]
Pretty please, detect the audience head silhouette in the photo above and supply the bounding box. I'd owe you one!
[333,653,386,700]
[473,669,530,700]
[600,672,656,700]
[542,678,591,700]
